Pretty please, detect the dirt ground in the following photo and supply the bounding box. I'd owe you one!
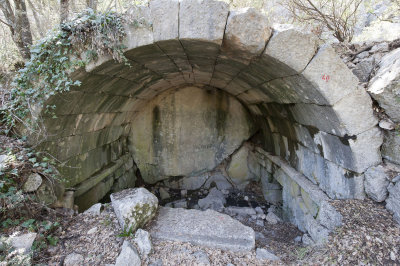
[32,198,400,265]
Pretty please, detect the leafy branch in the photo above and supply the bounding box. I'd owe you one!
[0,9,128,135]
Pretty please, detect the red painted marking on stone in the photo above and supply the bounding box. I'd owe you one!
[322,74,330,82]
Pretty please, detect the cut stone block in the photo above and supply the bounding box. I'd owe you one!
[149,207,255,251]
[302,45,359,105]
[150,0,179,42]
[223,7,271,60]
[111,188,158,232]
[290,88,378,137]
[179,0,229,44]
[265,29,318,73]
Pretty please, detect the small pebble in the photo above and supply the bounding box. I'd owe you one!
[87,227,97,235]
[256,220,264,226]
[390,251,396,260]
[255,207,264,214]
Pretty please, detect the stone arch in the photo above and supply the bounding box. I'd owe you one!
[37,0,382,242]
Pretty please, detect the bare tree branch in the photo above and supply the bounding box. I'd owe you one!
[283,0,363,42]
[0,16,12,27]
[60,0,69,24]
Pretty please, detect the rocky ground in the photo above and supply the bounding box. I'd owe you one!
[25,197,398,265]
[1,132,400,265]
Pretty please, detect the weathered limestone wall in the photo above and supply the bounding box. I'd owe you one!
[129,86,255,184]
[249,147,343,245]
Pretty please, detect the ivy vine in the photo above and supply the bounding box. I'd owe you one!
[1,9,128,134]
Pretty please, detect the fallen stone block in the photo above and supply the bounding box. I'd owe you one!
[64,253,84,266]
[224,206,256,217]
[111,188,158,232]
[149,207,255,252]
[83,203,102,216]
[198,187,226,211]
[256,248,280,261]
[134,229,152,256]
[10,232,37,255]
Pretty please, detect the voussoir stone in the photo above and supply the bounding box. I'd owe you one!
[111,188,158,232]
[290,88,378,137]
[149,207,255,251]
[265,28,318,73]
[302,45,359,105]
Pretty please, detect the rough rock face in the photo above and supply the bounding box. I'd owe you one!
[386,181,400,224]
[364,165,390,202]
[22,173,42,192]
[382,131,400,165]
[368,48,400,123]
[130,86,255,184]
[115,240,141,266]
[110,188,158,232]
[227,144,256,187]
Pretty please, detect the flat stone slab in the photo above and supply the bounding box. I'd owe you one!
[149,207,255,252]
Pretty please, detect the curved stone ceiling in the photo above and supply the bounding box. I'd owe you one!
[38,0,382,208]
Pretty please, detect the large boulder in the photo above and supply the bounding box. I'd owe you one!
[129,86,255,184]
[111,188,158,232]
[368,48,400,123]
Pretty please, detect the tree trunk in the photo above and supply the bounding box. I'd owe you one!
[86,0,97,11]
[0,0,33,60]
[60,0,69,24]
[27,0,44,37]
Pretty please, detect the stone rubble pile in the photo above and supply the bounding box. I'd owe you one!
[104,187,283,265]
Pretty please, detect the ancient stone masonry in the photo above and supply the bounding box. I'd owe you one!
[35,0,390,232]
[249,147,342,245]
[340,40,400,224]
